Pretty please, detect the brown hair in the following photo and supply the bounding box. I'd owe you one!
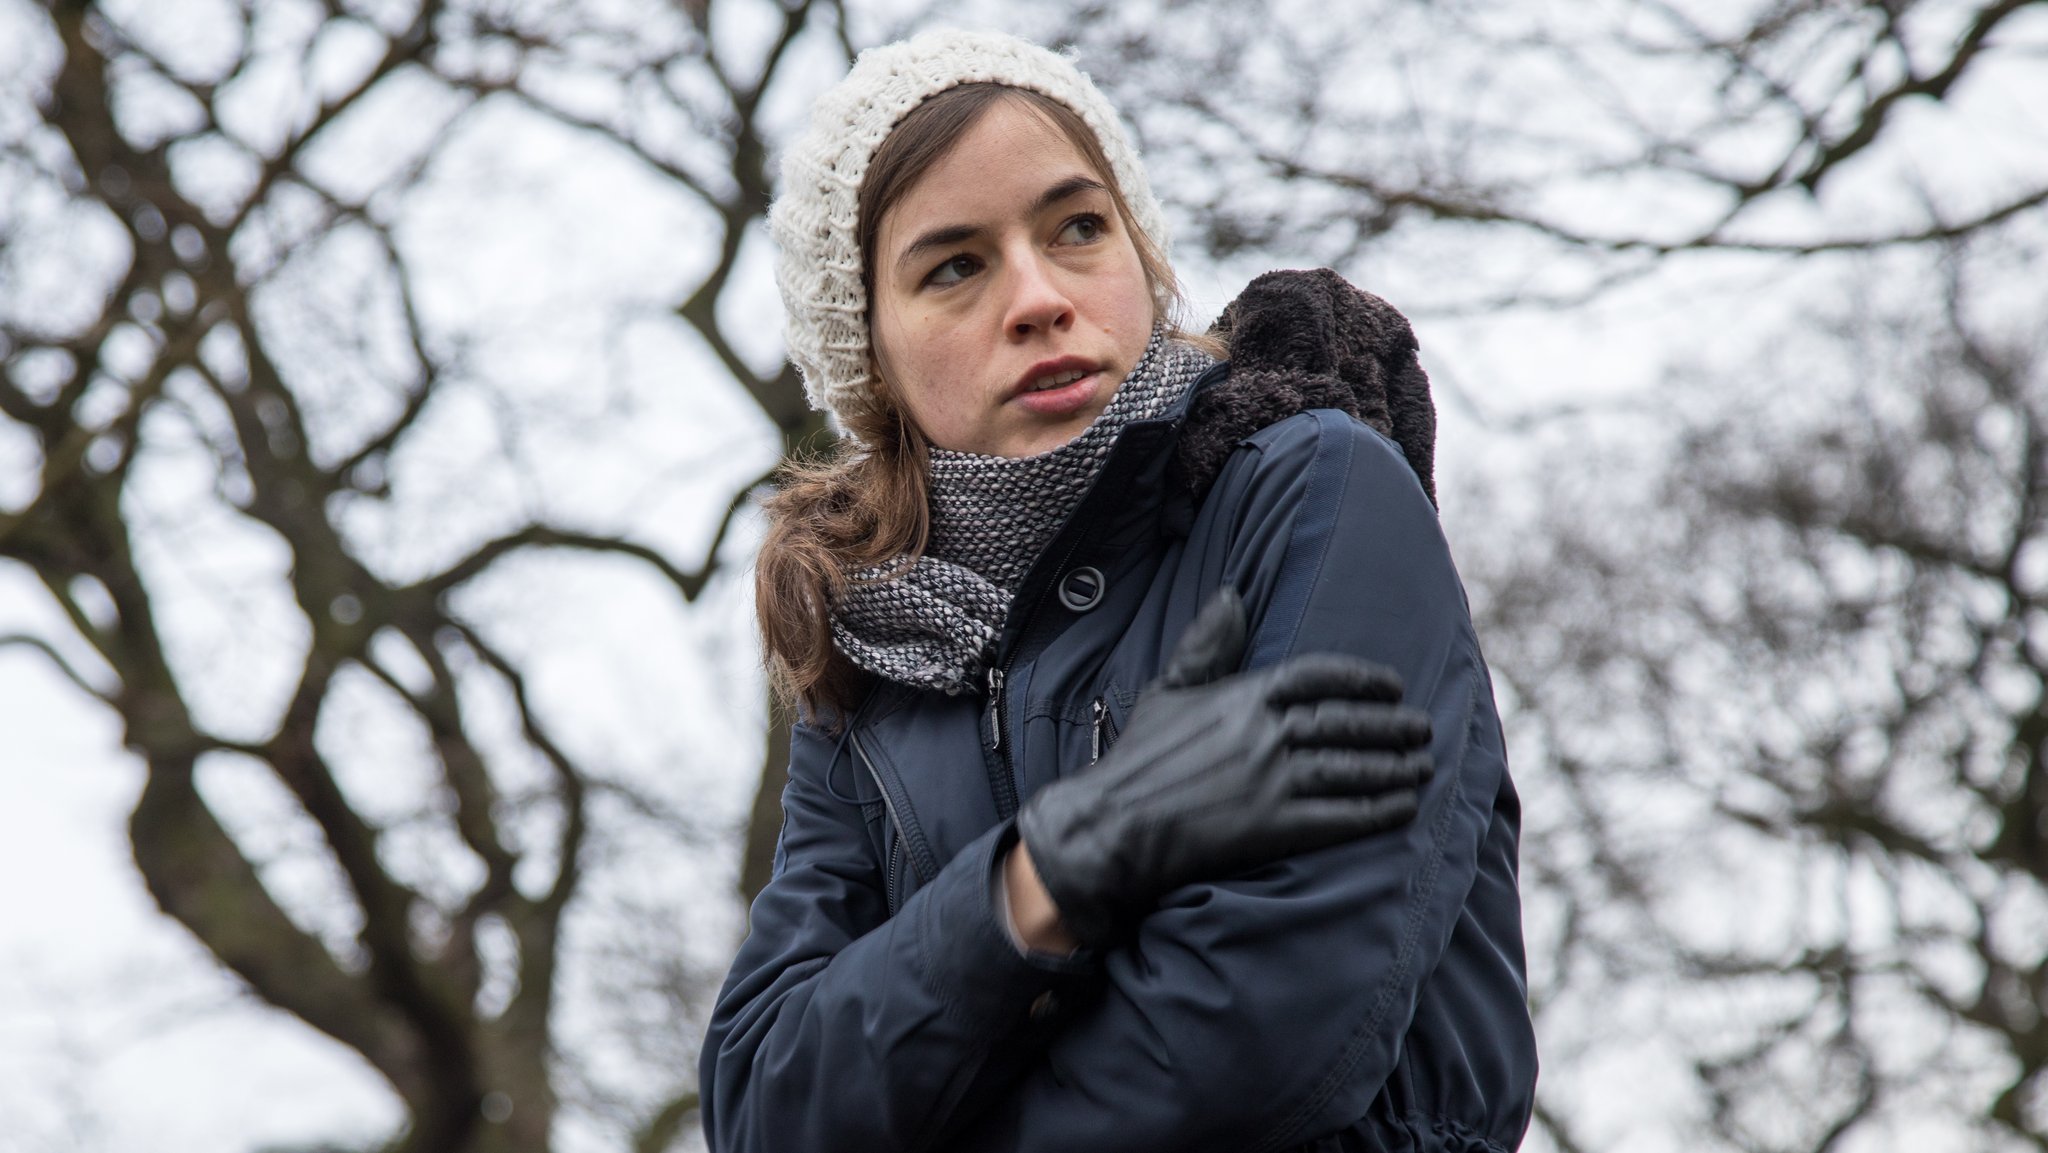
[756,83,1209,721]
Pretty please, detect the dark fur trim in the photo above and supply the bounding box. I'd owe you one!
[1174,268,1438,507]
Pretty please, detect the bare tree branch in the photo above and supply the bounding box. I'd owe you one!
[413,483,765,604]
[632,1089,700,1153]
[0,632,114,701]
[222,0,448,234]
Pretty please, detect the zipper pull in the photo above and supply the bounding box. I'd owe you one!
[985,666,1006,754]
[1091,698,1105,763]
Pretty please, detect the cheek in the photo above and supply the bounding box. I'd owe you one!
[874,306,973,431]
[1099,253,1156,342]
[871,304,906,385]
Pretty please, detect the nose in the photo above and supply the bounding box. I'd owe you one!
[1002,251,1074,339]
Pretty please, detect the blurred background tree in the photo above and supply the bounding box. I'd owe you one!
[1,0,2045,1150]
[1,0,841,1148]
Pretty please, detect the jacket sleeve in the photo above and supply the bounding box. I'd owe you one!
[698,723,1097,1153]
[946,410,1521,1152]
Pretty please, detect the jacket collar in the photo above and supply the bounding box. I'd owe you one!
[982,358,1228,664]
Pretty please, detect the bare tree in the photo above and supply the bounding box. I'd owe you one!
[1059,0,2048,312]
[0,0,858,1147]
[418,0,855,922]
[1455,227,2048,1151]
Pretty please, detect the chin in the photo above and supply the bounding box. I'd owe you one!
[1003,418,1094,458]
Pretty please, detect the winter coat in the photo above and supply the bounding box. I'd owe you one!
[701,269,1538,1153]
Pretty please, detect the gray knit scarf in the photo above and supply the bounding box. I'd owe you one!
[833,327,1217,694]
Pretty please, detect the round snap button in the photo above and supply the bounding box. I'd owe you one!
[1058,566,1106,612]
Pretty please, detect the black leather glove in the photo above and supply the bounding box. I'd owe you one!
[1016,588,1434,948]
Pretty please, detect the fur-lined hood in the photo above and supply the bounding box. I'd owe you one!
[1175,268,1438,507]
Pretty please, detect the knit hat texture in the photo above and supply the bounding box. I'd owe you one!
[769,28,1170,429]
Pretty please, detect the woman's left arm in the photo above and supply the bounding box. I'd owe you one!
[947,411,1534,1152]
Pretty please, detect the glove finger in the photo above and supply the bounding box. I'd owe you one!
[1286,748,1434,797]
[1262,654,1405,707]
[1282,700,1432,749]
[1271,791,1423,854]
[1158,587,1248,688]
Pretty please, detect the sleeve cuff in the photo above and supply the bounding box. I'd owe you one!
[913,821,1098,1033]
[990,831,1083,961]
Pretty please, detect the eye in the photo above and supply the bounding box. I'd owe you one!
[925,254,981,287]
[1056,214,1107,244]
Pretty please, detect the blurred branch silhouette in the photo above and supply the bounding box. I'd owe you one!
[1,0,844,1147]
[1464,236,2048,1151]
[1068,0,2048,313]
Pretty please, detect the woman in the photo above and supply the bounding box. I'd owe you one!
[702,28,1536,1153]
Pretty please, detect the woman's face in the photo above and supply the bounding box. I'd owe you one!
[870,99,1155,458]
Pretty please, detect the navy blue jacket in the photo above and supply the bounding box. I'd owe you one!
[703,343,1537,1151]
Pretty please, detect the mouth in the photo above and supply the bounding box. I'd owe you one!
[1007,358,1105,421]
[1026,368,1091,393]
[1010,356,1104,400]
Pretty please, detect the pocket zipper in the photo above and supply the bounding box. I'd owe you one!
[1090,696,1122,763]
[884,832,904,914]
[853,730,914,912]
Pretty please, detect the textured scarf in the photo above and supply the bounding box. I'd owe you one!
[832,327,1217,693]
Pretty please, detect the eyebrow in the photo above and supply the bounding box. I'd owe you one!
[893,174,1112,275]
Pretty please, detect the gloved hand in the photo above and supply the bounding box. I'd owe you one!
[1016,588,1433,948]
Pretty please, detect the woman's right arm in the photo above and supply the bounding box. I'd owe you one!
[698,723,1094,1153]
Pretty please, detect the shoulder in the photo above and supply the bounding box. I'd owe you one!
[1182,407,1461,673]
[1242,406,1419,481]
[1202,409,1434,556]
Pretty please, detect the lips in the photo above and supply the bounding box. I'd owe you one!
[1010,356,1103,399]
[1028,368,1090,392]
[1003,355,1111,422]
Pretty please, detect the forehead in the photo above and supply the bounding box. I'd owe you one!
[877,100,1103,243]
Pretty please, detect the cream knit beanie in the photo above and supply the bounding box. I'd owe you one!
[769,28,1170,429]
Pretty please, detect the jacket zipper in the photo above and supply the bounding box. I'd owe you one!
[984,666,1006,755]
[852,730,910,911]
[981,380,1220,807]
[984,536,1091,818]
[981,664,1018,820]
